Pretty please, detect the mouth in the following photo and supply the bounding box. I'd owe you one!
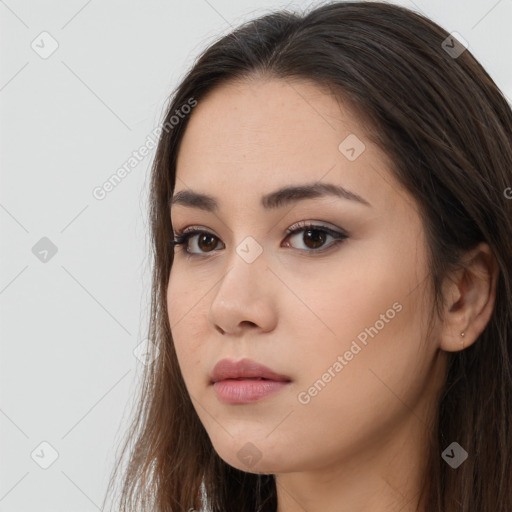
[210,358,292,404]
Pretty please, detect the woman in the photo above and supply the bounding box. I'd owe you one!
[104,2,512,511]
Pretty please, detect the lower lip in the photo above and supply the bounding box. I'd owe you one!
[212,379,290,404]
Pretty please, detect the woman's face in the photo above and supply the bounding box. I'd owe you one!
[167,78,446,475]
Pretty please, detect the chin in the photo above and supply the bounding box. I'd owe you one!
[211,437,299,475]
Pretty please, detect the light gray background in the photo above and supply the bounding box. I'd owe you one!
[1,0,510,510]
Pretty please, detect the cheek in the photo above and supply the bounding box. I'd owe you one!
[287,230,425,374]
[269,295,428,471]
[167,272,206,378]
[167,262,206,332]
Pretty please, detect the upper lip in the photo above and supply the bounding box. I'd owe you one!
[210,358,292,383]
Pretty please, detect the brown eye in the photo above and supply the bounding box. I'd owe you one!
[172,229,223,256]
[284,224,347,253]
[301,229,327,249]
[196,233,218,252]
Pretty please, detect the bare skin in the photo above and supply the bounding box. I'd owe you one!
[167,77,498,512]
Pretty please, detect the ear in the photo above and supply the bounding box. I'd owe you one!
[439,242,499,352]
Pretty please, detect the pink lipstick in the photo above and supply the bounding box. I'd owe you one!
[210,358,291,404]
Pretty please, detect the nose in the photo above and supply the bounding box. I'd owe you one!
[207,248,278,336]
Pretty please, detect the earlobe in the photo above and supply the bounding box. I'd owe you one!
[438,242,498,353]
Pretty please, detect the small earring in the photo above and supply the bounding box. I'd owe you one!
[461,331,465,348]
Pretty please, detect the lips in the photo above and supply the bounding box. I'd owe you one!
[210,357,291,384]
[210,358,292,404]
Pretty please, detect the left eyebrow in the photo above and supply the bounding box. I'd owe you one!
[169,182,372,212]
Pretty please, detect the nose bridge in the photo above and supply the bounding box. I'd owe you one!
[208,236,276,333]
[217,235,268,299]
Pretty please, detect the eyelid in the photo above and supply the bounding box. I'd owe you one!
[181,225,214,235]
[285,220,347,236]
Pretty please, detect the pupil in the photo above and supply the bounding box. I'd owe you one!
[304,230,325,249]
[199,234,217,251]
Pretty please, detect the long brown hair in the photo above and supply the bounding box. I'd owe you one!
[102,2,512,511]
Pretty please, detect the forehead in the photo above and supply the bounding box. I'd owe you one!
[177,77,362,166]
[174,77,404,214]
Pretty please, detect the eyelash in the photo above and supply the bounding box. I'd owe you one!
[171,221,348,258]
